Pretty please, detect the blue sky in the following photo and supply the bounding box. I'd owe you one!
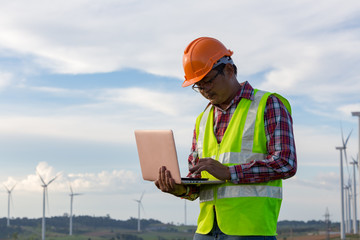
[0,0,360,226]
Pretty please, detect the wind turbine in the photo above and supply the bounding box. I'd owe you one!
[38,173,58,240]
[352,111,360,235]
[343,128,353,234]
[134,191,145,232]
[69,185,82,236]
[344,181,352,233]
[4,183,16,227]
[336,128,352,240]
[350,156,358,234]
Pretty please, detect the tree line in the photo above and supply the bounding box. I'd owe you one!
[0,217,338,239]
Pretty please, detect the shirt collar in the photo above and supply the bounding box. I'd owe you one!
[237,81,255,101]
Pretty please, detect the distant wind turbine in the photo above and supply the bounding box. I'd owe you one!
[351,112,360,235]
[336,127,352,240]
[344,181,352,233]
[38,173,58,240]
[342,127,353,233]
[134,191,145,232]
[350,156,358,234]
[4,183,16,227]
[69,185,82,236]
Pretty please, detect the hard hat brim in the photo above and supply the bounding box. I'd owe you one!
[182,73,207,87]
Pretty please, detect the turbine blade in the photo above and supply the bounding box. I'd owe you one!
[10,183,17,192]
[70,185,73,194]
[352,156,358,166]
[344,130,352,146]
[140,202,146,216]
[47,175,58,186]
[37,172,46,185]
[344,149,348,163]
[4,185,10,192]
[341,124,345,145]
[344,150,350,177]
[140,191,145,201]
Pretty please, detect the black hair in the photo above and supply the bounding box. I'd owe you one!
[212,58,237,76]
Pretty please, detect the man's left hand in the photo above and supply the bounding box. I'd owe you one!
[189,158,231,181]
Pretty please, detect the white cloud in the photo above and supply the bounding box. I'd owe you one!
[98,87,203,117]
[0,71,12,89]
[3,162,138,193]
[0,0,359,87]
[29,86,72,94]
[338,104,360,117]
[67,170,137,192]
[289,172,340,191]
[294,125,339,166]
[0,86,204,146]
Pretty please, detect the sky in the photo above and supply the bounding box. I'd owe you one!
[0,0,360,226]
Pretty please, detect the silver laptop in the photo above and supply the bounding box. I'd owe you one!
[134,129,224,185]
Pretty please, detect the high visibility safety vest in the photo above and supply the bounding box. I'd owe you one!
[194,89,291,236]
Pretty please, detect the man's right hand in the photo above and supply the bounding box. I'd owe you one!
[154,166,187,197]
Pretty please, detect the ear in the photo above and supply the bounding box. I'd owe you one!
[224,63,235,78]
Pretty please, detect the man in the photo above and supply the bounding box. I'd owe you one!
[155,37,297,240]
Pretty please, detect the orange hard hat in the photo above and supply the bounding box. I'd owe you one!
[182,37,233,87]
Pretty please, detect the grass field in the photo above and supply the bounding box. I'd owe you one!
[5,224,360,240]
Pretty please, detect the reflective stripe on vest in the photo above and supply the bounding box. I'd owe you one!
[199,184,282,203]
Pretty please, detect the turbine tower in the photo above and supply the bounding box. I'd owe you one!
[4,184,16,227]
[69,185,82,236]
[343,128,353,234]
[38,173,58,240]
[350,156,358,234]
[344,182,352,233]
[352,111,360,234]
[336,145,346,240]
[134,191,145,232]
[348,183,353,233]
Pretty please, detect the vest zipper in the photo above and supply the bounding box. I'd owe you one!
[213,143,221,204]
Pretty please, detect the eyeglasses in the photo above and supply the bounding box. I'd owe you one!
[192,70,221,92]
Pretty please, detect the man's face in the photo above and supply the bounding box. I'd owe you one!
[195,68,231,106]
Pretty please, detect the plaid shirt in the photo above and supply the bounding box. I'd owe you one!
[182,81,297,200]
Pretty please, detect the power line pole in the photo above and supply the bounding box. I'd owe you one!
[352,111,360,234]
[325,208,330,240]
